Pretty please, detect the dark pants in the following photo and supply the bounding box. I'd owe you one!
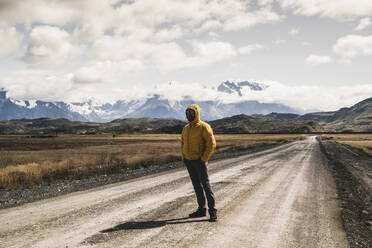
[184,159,216,211]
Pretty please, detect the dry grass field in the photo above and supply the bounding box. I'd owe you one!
[0,134,307,189]
[321,134,372,156]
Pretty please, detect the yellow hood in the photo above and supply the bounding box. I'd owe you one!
[186,104,200,124]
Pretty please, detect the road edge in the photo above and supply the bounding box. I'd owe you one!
[317,137,372,248]
[0,142,285,210]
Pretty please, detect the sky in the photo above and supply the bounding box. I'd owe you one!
[0,0,372,112]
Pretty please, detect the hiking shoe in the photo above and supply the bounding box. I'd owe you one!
[189,208,206,218]
[209,210,217,222]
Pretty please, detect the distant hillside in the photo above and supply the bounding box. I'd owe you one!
[0,115,324,135]
[298,111,336,123]
[255,97,372,132]
[0,118,186,135]
[299,98,372,132]
[252,113,300,120]
[209,114,324,134]
[0,118,101,135]
[107,118,185,134]
[322,97,372,132]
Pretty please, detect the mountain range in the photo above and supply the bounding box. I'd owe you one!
[1,96,371,134]
[0,81,298,122]
[1,81,372,132]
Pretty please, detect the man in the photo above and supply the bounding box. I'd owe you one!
[181,104,217,222]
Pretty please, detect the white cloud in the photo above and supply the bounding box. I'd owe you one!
[0,0,77,28]
[222,7,282,31]
[72,60,144,84]
[153,41,237,71]
[23,25,83,64]
[114,0,201,32]
[197,20,222,33]
[149,43,192,71]
[289,28,300,36]
[275,39,286,45]
[151,25,184,43]
[0,66,145,103]
[193,41,236,61]
[238,44,264,55]
[0,26,23,58]
[278,0,372,20]
[305,54,332,65]
[356,17,371,31]
[91,35,141,60]
[72,67,102,84]
[257,0,275,6]
[91,36,190,71]
[152,81,225,102]
[1,69,74,101]
[133,80,372,112]
[208,32,219,38]
[249,80,372,111]
[1,0,283,65]
[114,0,281,37]
[0,0,116,40]
[338,58,352,65]
[333,34,372,59]
[91,36,237,72]
[71,23,106,43]
[0,0,278,33]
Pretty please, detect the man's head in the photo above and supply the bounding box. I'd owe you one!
[186,108,195,122]
[185,104,200,123]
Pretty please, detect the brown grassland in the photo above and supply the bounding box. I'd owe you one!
[321,134,372,156]
[0,134,307,189]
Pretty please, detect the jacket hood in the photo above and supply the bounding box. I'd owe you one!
[186,104,200,124]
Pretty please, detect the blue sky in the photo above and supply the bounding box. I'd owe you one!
[0,0,372,111]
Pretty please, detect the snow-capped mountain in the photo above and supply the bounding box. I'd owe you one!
[0,96,86,121]
[0,81,299,122]
[217,80,268,96]
[123,94,297,120]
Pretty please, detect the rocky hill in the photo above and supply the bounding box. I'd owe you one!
[321,97,372,132]
[256,97,372,132]
[209,114,324,134]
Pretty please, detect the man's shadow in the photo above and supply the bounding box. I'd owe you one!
[101,217,209,233]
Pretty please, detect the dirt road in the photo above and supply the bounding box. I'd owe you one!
[0,136,348,248]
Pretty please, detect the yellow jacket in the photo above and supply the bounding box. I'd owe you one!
[181,104,216,162]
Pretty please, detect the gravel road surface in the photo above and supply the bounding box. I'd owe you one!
[0,136,348,248]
